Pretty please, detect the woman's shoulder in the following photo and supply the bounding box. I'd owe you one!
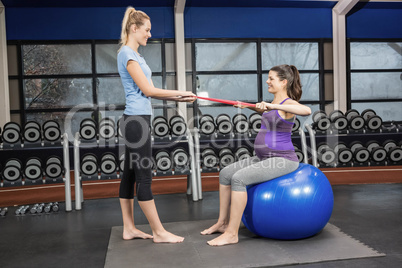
[118,46,141,63]
[282,98,298,105]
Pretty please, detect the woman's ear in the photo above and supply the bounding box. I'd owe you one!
[131,24,137,33]
[282,79,288,88]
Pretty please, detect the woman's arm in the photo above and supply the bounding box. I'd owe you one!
[256,100,311,116]
[127,60,195,99]
[234,102,266,114]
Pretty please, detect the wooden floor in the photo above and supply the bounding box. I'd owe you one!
[1,166,402,207]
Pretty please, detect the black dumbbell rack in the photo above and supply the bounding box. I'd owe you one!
[73,128,200,210]
[305,122,402,168]
[0,132,73,211]
[192,125,308,195]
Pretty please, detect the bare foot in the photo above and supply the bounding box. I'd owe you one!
[153,230,184,244]
[200,222,228,235]
[123,228,153,240]
[207,232,238,246]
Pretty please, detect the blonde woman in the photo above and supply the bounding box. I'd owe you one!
[117,7,195,244]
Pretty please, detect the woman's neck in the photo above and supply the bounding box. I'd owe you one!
[272,91,289,104]
[126,39,140,53]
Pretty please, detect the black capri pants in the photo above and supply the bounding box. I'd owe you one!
[119,114,154,201]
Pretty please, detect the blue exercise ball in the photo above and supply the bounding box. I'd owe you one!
[242,163,334,240]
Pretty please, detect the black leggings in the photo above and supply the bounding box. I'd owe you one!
[119,114,154,201]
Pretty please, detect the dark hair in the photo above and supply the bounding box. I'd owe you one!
[270,64,302,101]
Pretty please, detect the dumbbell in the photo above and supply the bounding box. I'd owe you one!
[201,148,219,169]
[0,207,8,216]
[199,114,216,135]
[24,158,43,182]
[345,109,365,131]
[350,141,370,164]
[317,143,336,166]
[169,115,187,136]
[249,113,262,133]
[345,109,359,120]
[79,118,97,140]
[219,148,235,168]
[152,116,169,137]
[15,205,29,215]
[232,114,249,134]
[293,144,304,163]
[23,121,42,144]
[30,203,40,214]
[383,140,402,164]
[155,150,172,172]
[312,111,331,132]
[292,118,301,133]
[216,114,233,135]
[2,122,22,145]
[1,159,23,183]
[44,203,53,213]
[328,110,348,131]
[99,117,116,140]
[235,146,251,161]
[52,202,59,212]
[383,140,397,152]
[44,156,64,182]
[36,203,45,213]
[171,147,189,169]
[43,120,61,143]
[335,142,353,165]
[361,109,382,131]
[100,153,118,175]
[366,141,387,163]
[80,154,99,178]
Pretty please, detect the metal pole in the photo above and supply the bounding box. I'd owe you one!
[193,128,202,199]
[304,123,318,167]
[73,132,82,210]
[62,133,72,211]
[298,128,308,164]
[186,128,199,201]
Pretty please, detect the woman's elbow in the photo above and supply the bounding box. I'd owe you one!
[300,106,311,116]
[141,87,155,98]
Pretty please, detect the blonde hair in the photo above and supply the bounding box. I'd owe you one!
[119,7,150,51]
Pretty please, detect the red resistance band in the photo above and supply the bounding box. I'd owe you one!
[196,96,256,107]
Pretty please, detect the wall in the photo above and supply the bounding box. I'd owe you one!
[5,6,402,40]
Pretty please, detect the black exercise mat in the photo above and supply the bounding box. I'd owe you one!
[104,219,385,268]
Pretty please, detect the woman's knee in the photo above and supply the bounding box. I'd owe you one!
[218,166,233,185]
[230,173,247,192]
[136,181,153,201]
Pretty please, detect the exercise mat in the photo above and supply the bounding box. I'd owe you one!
[105,219,385,268]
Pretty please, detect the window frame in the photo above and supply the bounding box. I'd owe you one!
[347,38,402,110]
[7,39,179,124]
[191,38,331,126]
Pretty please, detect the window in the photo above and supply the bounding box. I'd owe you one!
[193,40,324,129]
[349,41,402,121]
[8,40,177,136]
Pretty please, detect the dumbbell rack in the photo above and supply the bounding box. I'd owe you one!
[73,128,200,210]
[192,127,309,194]
[0,133,72,211]
[305,122,402,168]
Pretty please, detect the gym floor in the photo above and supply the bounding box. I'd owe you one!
[1,184,402,268]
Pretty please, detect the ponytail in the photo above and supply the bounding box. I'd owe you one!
[118,7,150,52]
[270,64,302,101]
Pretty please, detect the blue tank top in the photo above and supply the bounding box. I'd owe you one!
[253,98,298,162]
